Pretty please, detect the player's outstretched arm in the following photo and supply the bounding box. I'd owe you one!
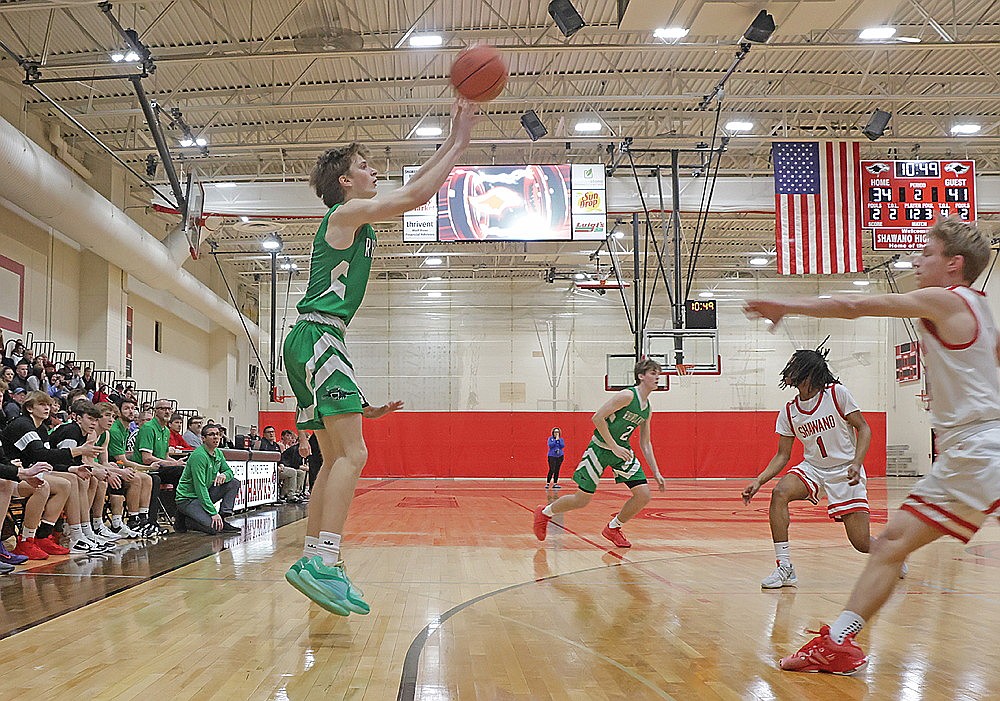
[334,100,477,230]
[742,434,794,504]
[638,416,664,491]
[744,287,964,330]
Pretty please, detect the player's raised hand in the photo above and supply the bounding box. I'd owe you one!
[743,300,786,330]
[450,98,478,142]
[741,479,761,505]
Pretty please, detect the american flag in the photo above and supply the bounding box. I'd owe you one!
[772,142,863,275]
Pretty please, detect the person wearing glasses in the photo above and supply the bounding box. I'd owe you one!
[131,398,185,534]
[174,425,242,534]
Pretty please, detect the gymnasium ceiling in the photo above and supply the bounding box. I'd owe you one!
[1,0,999,287]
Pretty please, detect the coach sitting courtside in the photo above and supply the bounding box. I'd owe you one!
[174,424,242,535]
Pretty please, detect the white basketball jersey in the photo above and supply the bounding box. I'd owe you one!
[776,383,860,468]
[919,285,1000,434]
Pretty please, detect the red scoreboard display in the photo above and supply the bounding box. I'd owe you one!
[860,160,976,250]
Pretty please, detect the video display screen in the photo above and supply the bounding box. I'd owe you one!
[403,163,606,242]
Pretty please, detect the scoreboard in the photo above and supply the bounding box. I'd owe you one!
[860,160,976,250]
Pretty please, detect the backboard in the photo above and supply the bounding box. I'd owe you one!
[606,353,670,391]
[182,170,205,260]
[644,328,721,375]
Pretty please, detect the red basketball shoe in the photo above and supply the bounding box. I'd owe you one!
[601,525,632,548]
[13,537,49,561]
[779,625,868,675]
[532,506,551,541]
[36,534,70,556]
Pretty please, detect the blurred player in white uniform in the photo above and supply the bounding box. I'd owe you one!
[746,217,1000,675]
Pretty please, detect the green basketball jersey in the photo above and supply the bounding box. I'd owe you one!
[594,387,650,449]
[296,203,377,325]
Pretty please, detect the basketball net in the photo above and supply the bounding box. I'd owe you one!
[675,363,692,376]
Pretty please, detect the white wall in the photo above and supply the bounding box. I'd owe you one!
[267,276,896,417]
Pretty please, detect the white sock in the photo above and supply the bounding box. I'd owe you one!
[541,505,554,517]
[128,511,140,518]
[82,523,98,540]
[111,514,123,528]
[22,526,37,540]
[70,524,85,542]
[317,531,341,566]
[774,542,791,568]
[830,610,865,644]
[139,508,149,516]
[303,535,319,560]
[92,519,103,531]
[609,515,623,529]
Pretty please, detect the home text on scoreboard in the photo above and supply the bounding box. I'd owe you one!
[860,160,976,242]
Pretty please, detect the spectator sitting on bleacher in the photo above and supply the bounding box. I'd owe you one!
[1,391,95,559]
[26,364,45,393]
[174,424,242,535]
[132,399,184,534]
[257,425,281,452]
[47,371,70,410]
[0,447,52,572]
[107,397,162,538]
[91,401,144,539]
[2,366,13,384]
[168,413,193,455]
[277,430,308,503]
[3,386,26,423]
[92,383,111,404]
[10,360,30,394]
[218,425,234,449]
[182,416,204,449]
[49,399,119,554]
[80,367,96,395]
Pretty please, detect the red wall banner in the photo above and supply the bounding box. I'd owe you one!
[258,410,887,479]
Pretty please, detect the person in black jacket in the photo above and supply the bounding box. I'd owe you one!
[0,444,51,571]
[2,391,97,559]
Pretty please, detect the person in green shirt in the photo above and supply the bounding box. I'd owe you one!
[174,424,241,535]
[282,99,477,617]
[533,358,666,549]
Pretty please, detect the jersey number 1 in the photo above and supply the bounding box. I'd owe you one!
[816,435,828,458]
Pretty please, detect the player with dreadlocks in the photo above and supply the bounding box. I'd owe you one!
[741,344,878,589]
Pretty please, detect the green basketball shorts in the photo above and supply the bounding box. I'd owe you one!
[572,441,647,493]
[283,318,363,429]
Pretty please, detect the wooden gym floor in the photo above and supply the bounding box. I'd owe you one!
[0,478,997,700]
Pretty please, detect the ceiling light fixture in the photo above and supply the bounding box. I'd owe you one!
[409,34,443,48]
[654,27,688,40]
[859,27,896,40]
[951,123,981,135]
[427,291,443,298]
[698,291,715,298]
[749,256,769,266]
[415,126,443,137]
[425,256,443,266]
[574,122,602,132]
[725,121,754,132]
[853,280,871,286]
[261,234,283,251]
[892,260,914,269]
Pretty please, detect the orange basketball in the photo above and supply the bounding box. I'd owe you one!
[450,45,508,102]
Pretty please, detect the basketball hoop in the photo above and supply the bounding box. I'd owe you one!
[675,363,692,376]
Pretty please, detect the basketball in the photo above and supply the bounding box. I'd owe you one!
[450,44,508,102]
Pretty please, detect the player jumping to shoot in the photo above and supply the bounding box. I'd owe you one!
[533,358,665,548]
[742,347,873,589]
[745,217,999,674]
[283,100,477,615]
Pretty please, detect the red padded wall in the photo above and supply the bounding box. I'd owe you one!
[259,410,887,479]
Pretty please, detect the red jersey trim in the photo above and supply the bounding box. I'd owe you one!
[901,504,971,543]
[794,388,825,416]
[789,468,819,503]
[950,284,986,297]
[829,383,848,420]
[986,498,1000,515]
[829,506,869,519]
[919,288,980,350]
[828,497,869,510]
